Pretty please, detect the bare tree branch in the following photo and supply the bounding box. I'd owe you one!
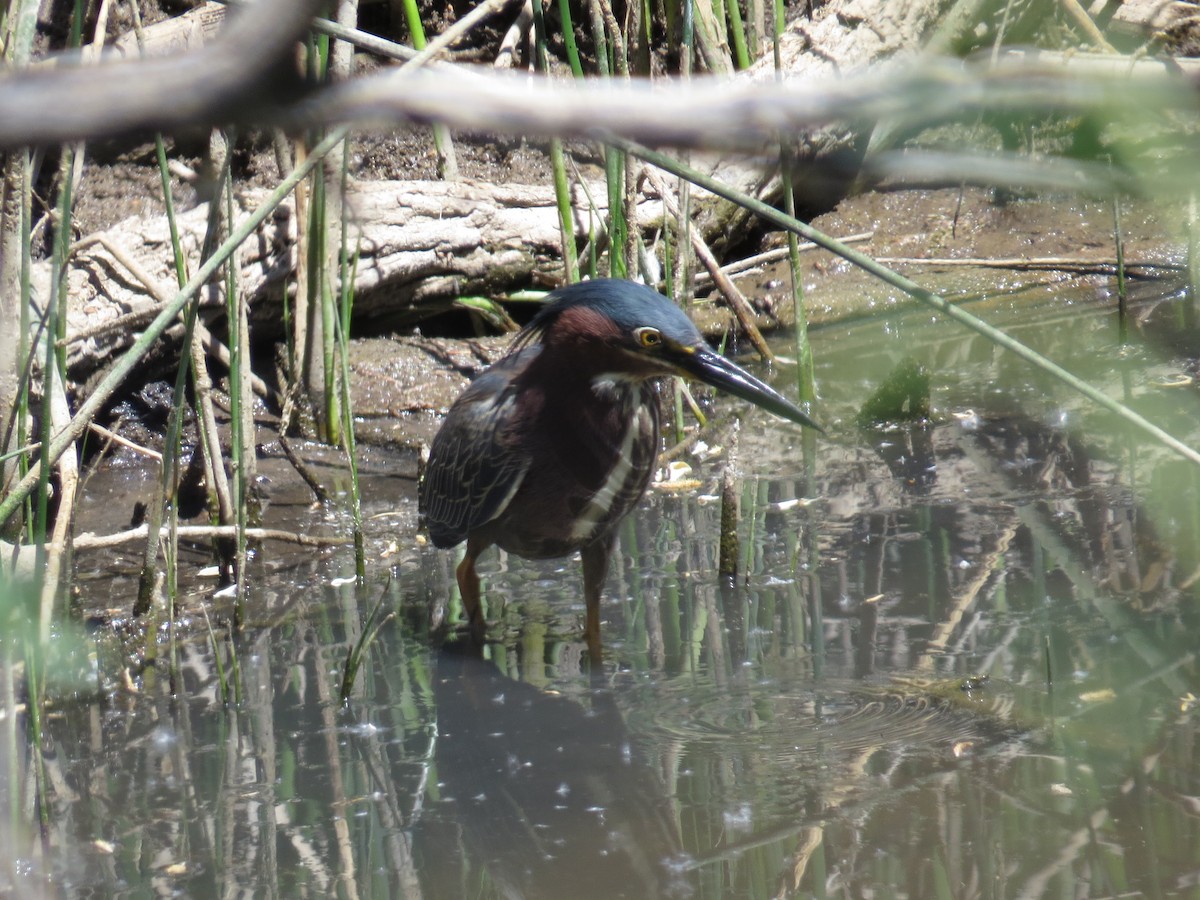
[0,0,325,149]
[292,50,1198,151]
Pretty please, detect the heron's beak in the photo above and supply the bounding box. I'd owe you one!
[677,345,823,433]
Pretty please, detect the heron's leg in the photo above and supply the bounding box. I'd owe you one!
[581,536,615,659]
[455,537,489,642]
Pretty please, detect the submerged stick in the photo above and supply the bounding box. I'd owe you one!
[718,424,740,582]
[75,524,352,551]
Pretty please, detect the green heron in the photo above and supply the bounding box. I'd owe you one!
[420,279,820,649]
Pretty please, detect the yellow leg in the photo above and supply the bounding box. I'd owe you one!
[455,538,488,643]
[581,537,614,661]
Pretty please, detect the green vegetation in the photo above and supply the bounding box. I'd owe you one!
[1,0,1199,893]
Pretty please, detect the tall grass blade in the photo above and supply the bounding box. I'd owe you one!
[531,0,579,283]
[1189,193,1200,314]
[774,0,816,462]
[727,0,749,69]
[339,590,396,705]
[336,141,366,578]
[222,148,252,625]
[202,605,231,705]
[399,0,458,178]
[0,0,38,541]
[557,0,585,77]
[131,0,194,619]
[1112,185,1127,343]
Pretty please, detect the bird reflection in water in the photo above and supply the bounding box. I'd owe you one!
[416,641,693,899]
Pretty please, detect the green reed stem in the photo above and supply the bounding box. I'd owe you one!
[588,0,610,76]
[132,0,193,619]
[339,592,395,704]
[1112,185,1127,343]
[774,0,815,461]
[620,137,1200,469]
[642,0,655,69]
[606,151,627,278]
[4,0,37,543]
[15,150,33,539]
[586,0,630,278]
[35,144,76,572]
[400,0,458,177]
[2,639,16,847]
[22,635,48,830]
[223,157,251,625]
[532,0,580,282]
[319,174,343,446]
[152,131,191,614]
[551,141,580,283]
[336,141,366,577]
[201,606,230,704]
[727,0,749,68]
[304,35,341,445]
[558,0,585,77]
[1189,193,1200,312]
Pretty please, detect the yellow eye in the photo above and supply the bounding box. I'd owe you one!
[635,327,662,348]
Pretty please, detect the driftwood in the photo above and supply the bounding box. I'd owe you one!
[50,178,662,382]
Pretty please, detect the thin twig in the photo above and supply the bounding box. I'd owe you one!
[87,422,162,461]
[1058,0,1117,53]
[278,432,333,503]
[405,0,512,70]
[646,169,775,361]
[875,255,1179,276]
[74,523,352,551]
[693,232,874,285]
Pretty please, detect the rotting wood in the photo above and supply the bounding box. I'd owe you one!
[46,178,662,389]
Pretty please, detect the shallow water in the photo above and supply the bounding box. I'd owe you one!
[8,278,1200,898]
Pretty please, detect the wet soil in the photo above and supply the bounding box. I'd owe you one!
[349,186,1182,423]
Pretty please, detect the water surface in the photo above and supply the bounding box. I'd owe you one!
[10,278,1200,898]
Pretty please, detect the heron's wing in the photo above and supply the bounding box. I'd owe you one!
[419,359,530,548]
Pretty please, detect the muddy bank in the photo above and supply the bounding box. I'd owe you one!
[352,184,1183,419]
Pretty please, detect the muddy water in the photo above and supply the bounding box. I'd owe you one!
[8,276,1200,898]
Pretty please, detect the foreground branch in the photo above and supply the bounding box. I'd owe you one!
[0,0,323,149]
[297,50,1198,151]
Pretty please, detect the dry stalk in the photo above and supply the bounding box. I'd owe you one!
[645,169,775,361]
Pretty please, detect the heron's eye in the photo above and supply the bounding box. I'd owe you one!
[634,327,662,349]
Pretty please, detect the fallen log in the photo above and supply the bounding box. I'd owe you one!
[48,177,662,387]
